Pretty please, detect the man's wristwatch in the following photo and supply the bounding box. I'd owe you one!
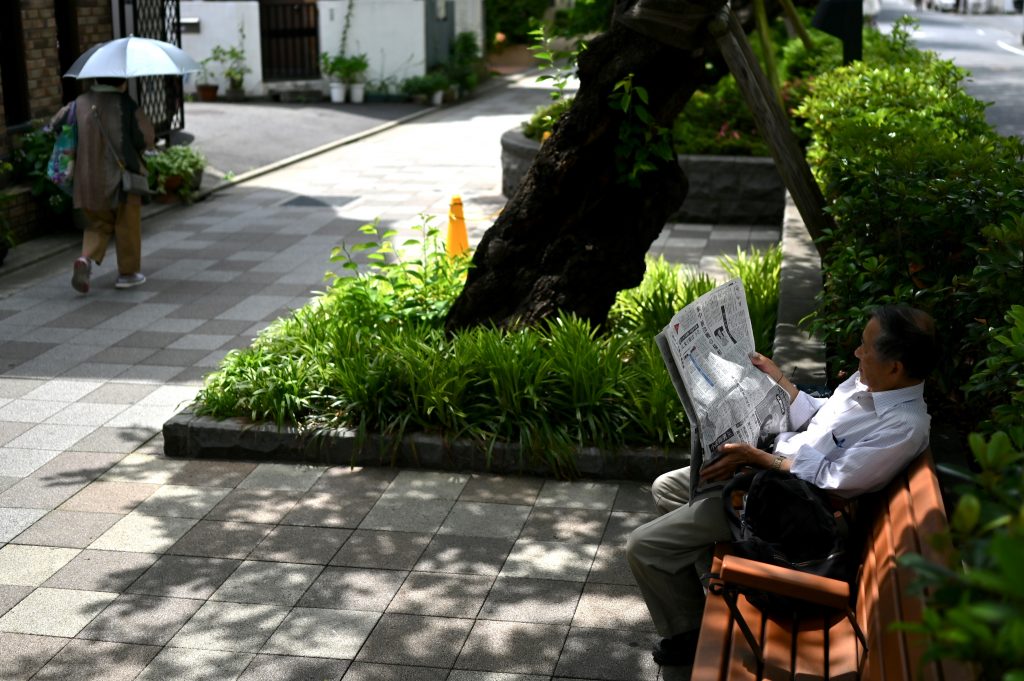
[771,454,785,471]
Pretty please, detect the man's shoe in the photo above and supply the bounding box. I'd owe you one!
[71,257,91,294]
[652,631,700,666]
[115,273,146,289]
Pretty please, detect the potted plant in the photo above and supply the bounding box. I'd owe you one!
[212,25,250,102]
[402,71,449,106]
[195,56,219,101]
[146,145,206,204]
[339,53,369,104]
[424,71,449,106]
[320,53,347,103]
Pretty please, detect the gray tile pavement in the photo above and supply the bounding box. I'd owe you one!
[0,69,779,679]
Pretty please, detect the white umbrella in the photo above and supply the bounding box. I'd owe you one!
[64,36,201,79]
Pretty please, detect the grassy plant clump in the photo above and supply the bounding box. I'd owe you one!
[196,218,782,477]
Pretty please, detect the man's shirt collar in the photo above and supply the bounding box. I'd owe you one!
[852,371,925,416]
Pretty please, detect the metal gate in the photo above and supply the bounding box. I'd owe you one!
[115,0,183,139]
[424,0,456,70]
[260,1,320,82]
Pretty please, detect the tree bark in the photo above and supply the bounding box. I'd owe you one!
[445,0,731,332]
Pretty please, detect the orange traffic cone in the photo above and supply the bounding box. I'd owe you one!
[447,195,469,259]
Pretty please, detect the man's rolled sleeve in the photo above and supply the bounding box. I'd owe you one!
[788,391,826,431]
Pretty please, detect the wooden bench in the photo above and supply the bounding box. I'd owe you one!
[691,450,975,680]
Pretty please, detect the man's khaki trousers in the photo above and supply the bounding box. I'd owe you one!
[82,202,141,275]
[626,466,732,637]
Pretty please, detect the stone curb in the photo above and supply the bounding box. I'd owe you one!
[163,409,686,482]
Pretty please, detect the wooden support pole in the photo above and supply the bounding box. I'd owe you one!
[779,0,815,50]
[709,9,831,256]
[753,0,783,109]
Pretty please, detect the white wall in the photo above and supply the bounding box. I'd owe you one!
[179,2,262,95]
[452,0,485,51]
[318,1,427,86]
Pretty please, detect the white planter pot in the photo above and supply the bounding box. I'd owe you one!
[430,90,444,107]
[329,81,346,104]
[348,82,366,104]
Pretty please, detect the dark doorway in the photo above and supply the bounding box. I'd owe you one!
[425,0,455,70]
[0,0,31,128]
[260,0,320,81]
[54,0,82,104]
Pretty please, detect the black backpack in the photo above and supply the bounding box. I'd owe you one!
[720,469,853,616]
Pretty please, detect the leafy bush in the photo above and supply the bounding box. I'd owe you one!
[196,217,782,477]
[484,0,549,44]
[796,19,1024,406]
[447,32,486,93]
[11,127,72,216]
[901,429,1024,679]
[146,145,206,203]
[522,98,573,141]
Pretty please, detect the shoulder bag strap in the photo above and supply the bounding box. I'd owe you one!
[91,105,126,171]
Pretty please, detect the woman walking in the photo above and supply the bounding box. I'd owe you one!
[52,77,154,293]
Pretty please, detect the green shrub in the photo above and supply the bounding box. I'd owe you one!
[522,98,573,140]
[796,20,1024,403]
[11,127,71,216]
[146,145,206,202]
[484,0,548,44]
[196,217,782,477]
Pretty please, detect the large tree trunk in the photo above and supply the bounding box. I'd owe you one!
[445,0,731,332]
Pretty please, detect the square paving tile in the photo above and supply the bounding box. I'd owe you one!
[358,498,454,534]
[58,480,160,513]
[69,427,155,454]
[5,424,95,451]
[99,452,187,484]
[80,382,158,405]
[11,510,123,548]
[413,535,514,576]
[611,483,657,513]
[127,555,241,599]
[45,403,130,428]
[0,632,69,680]
[0,587,116,637]
[534,481,619,510]
[89,512,197,553]
[602,511,658,545]
[587,543,636,586]
[437,501,530,539]
[43,549,159,593]
[341,662,448,680]
[455,620,568,676]
[78,593,205,645]
[499,540,599,582]
[210,560,323,606]
[572,583,656,631]
[447,672,548,681]
[30,638,160,680]
[458,475,544,506]
[478,577,583,625]
[0,476,87,511]
[136,647,255,681]
[386,572,492,618]
[134,484,232,518]
[0,448,62,477]
[0,545,80,586]
[166,460,257,487]
[205,488,304,524]
[261,607,380,659]
[330,530,432,570]
[356,612,474,668]
[519,508,610,544]
[380,470,469,501]
[0,585,31,616]
[250,525,351,565]
[311,466,395,496]
[168,520,274,559]
[237,654,350,681]
[0,422,31,447]
[168,600,290,653]
[236,463,325,491]
[553,626,661,680]
[299,566,407,611]
[282,492,377,528]
[0,508,46,542]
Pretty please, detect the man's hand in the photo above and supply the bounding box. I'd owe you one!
[750,352,799,403]
[701,442,776,482]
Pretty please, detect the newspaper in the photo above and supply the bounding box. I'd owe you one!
[655,278,790,499]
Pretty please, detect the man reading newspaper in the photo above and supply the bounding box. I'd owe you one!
[627,290,937,667]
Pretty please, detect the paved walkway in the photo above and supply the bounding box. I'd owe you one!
[0,73,779,680]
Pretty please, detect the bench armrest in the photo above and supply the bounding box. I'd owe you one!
[718,554,850,610]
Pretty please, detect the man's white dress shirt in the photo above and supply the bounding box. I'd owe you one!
[773,371,930,498]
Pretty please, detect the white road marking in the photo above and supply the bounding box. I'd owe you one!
[996,40,1024,57]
